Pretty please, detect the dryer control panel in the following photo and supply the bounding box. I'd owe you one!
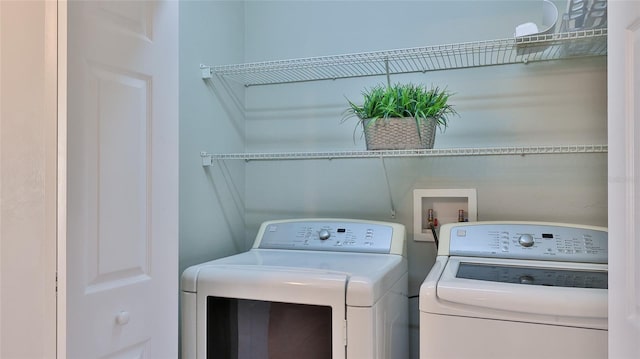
[442,222,607,263]
[254,219,406,254]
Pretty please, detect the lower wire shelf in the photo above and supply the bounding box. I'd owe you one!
[200,144,607,166]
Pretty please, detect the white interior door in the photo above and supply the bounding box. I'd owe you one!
[65,1,178,358]
[608,1,640,358]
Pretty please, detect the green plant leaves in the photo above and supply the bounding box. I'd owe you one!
[342,83,458,132]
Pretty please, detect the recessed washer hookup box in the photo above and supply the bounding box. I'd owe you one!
[413,189,477,242]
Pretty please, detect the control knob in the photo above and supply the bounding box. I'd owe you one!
[318,229,331,240]
[518,233,535,247]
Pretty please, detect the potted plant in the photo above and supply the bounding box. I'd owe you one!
[343,83,457,150]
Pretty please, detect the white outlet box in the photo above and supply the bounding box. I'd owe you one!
[413,189,477,242]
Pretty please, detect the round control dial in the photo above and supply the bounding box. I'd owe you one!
[518,233,535,247]
[318,229,331,240]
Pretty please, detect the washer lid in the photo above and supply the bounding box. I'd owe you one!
[437,256,607,319]
[182,249,407,307]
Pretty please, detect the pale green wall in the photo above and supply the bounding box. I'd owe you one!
[179,0,246,275]
[242,0,606,281]
[179,1,607,358]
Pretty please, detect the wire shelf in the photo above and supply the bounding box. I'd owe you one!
[204,29,607,86]
[200,145,607,165]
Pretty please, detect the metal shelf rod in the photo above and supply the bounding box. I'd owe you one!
[200,144,607,166]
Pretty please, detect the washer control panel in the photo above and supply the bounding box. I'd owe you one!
[447,223,607,263]
[257,220,396,253]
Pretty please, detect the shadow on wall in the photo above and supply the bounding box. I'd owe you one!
[203,160,247,253]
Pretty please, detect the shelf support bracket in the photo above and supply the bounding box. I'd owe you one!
[201,152,213,167]
[380,157,396,218]
[200,64,213,80]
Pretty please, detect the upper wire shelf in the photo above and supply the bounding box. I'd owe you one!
[202,29,607,86]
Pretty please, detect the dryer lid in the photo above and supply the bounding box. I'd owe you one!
[189,264,349,308]
[182,249,407,307]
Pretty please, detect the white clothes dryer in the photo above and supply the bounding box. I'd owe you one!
[182,218,408,359]
[420,221,607,359]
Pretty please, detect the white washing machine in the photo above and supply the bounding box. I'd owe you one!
[182,218,408,359]
[420,221,607,359]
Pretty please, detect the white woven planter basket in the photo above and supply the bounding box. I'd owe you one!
[363,117,437,150]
